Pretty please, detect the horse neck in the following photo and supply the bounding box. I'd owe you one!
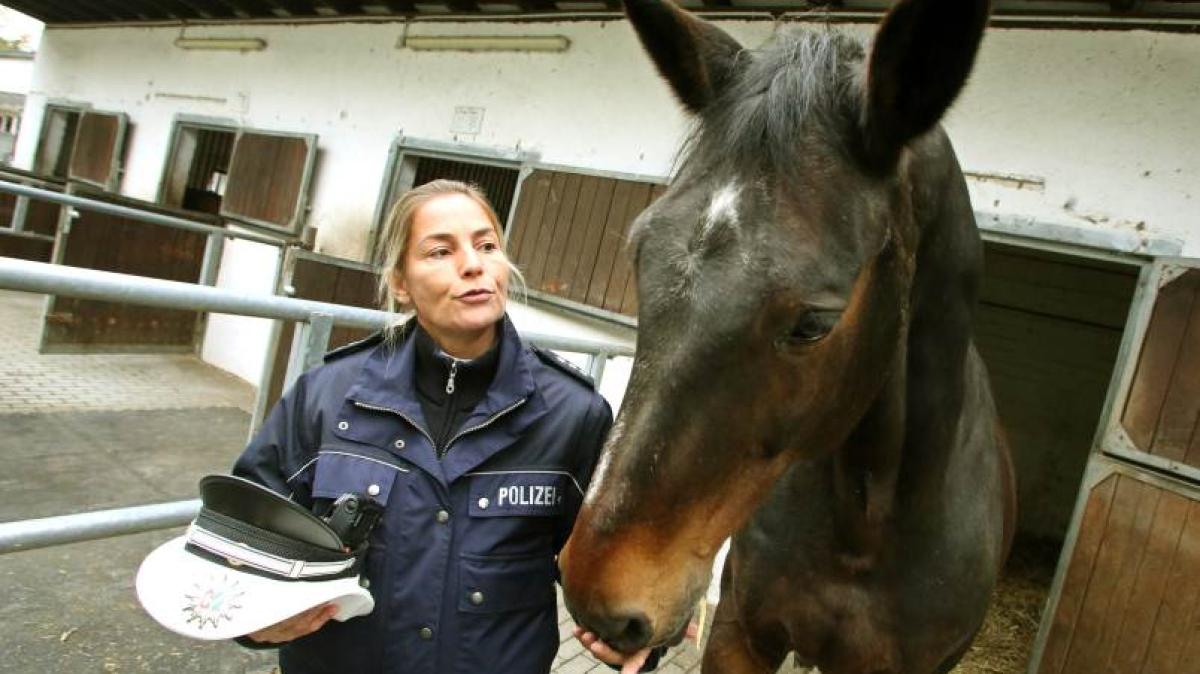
[829,128,982,567]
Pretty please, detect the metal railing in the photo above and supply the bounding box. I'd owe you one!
[0,179,288,247]
[0,257,635,554]
[0,178,294,294]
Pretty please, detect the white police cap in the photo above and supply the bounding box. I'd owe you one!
[136,474,374,640]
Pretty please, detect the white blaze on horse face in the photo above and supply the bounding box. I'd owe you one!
[704,182,741,236]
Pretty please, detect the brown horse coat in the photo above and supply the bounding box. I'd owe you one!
[559,1,1017,672]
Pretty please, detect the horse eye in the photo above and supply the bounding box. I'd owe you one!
[780,310,841,347]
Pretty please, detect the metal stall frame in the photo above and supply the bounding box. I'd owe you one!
[368,135,537,267]
[1017,247,1196,672]
[153,113,240,207]
[503,161,668,329]
[0,179,294,357]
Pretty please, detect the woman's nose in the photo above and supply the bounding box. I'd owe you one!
[459,248,483,276]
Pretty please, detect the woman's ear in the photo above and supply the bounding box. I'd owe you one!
[387,268,411,308]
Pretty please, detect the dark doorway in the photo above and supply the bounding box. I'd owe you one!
[161,124,237,216]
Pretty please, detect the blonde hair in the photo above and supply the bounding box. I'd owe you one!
[377,179,526,318]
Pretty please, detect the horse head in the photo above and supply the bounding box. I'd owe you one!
[559,0,991,654]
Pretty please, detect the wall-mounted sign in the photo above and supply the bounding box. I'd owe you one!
[450,106,484,135]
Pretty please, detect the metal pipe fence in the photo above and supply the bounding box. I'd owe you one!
[0,257,635,554]
[0,179,288,248]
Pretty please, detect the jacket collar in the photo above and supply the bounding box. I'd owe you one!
[413,322,501,413]
[345,316,547,485]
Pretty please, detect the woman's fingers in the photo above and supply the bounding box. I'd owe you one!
[305,603,338,634]
[246,603,337,643]
[571,626,651,671]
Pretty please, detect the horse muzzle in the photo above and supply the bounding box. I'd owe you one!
[559,530,707,654]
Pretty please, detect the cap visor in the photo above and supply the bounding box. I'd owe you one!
[136,536,373,641]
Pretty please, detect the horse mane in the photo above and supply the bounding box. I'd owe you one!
[677,27,867,182]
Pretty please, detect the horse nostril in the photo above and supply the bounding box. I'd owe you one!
[597,612,653,654]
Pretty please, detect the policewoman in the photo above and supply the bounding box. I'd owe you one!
[232,180,654,673]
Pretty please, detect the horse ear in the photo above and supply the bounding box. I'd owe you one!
[624,0,743,114]
[861,0,991,169]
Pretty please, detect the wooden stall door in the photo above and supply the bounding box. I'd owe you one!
[1032,258,1200,674]
[220,130,316,237]
[0,171,65,262]
[67,111,128,191]
[259,249,379,415]
[40,190,214,352]
[506,168,663,318]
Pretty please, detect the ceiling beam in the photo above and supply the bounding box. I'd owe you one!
[8,0,94,22]
[183,0,240,17]
[377,0,417,12]
[324,0,366,13]
[219,0,280,16]
[58,0,123,21]
[271,0,321,15]
[137,0,204,19]
[1109,0,1143,11]
[114,0,174,20]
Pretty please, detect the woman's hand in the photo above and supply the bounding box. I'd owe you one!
[246,603,338,644]
[572,626,652,674]
[572,620,701,673]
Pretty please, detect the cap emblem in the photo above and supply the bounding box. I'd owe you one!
[182,573,245,630]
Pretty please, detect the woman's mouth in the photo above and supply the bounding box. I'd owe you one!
[456,289,495,304]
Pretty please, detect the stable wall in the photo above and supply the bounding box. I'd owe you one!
[11,16,1199,385]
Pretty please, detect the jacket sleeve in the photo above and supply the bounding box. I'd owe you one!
[231,372,320,501]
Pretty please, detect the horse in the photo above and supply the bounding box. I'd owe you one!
[558,0,1017,672]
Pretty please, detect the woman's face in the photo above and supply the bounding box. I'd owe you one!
[390,193,510,356]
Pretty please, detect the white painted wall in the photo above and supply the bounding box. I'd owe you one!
[199,235,283,385]
[12,17,1200,387]
[951,27,1200,255]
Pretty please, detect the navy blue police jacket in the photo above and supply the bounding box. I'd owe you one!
[232,316,612,674]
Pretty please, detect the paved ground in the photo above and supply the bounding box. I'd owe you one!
[0,289,709,673]
[0,291,255,414]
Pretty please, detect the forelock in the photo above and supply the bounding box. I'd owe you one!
[677,27,866,182]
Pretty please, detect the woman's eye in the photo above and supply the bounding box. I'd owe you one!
[428,248,451,259]
[779,310,841,348]
[478,241,499,253]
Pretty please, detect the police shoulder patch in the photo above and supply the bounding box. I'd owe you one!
[530,345,595,388]
[323,330,385,363]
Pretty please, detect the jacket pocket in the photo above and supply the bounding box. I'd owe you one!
[454,552,560,673]
[312,449,406,504]
[457,552,557,614]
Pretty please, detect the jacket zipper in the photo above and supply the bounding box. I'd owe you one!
[445,359,459,395]
[353,397,528,459]
[352,400,437,449]
[443,397,527,454]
